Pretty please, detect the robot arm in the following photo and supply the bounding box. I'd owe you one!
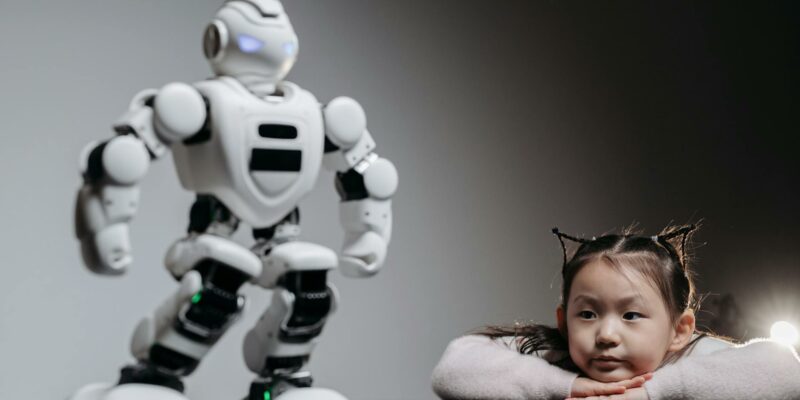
[322,97,398,278]
[75,83,207,274]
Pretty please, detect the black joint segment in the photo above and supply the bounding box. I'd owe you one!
[247,373,312,400]
[248,381,272,400]
[289,374,313,388]
[147,344,200,376]
[183,96,212,145]
[195,258,251,293]
[176,259,249,339]
[323,135,340,153]
[252,226,277,241]
[187,195,234,234]
[252,208,300,241]
[85,141,108,183]
[277,271,332,343]
[182,286,244,335]
[264,356,308,373]
[335,168,369,201]
[287,207,300,225]
[114,125,136,137]
[119,364,185,392]
[280,270,327,293]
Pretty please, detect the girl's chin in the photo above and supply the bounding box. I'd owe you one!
[585,368,636,383]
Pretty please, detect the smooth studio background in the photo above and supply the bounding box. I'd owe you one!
[0,1,798,399]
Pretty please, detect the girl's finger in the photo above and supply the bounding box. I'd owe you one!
[593,384,625,395]
[566,396,612,400]
[617,372,655,388]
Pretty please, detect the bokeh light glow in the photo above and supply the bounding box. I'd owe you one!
[770,321,799,346]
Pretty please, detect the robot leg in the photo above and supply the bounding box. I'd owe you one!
[243,241,339,399]
[123,234,262,391]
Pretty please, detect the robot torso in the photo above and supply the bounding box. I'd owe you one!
[171,77,324,228]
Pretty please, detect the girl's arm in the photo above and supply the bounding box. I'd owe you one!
[431,334,578,400]
[644,339,800,400]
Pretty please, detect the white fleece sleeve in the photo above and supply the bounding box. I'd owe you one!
[431,335,578,400]
[644,339,800,400]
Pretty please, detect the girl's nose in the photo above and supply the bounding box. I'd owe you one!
[596,319,622,347]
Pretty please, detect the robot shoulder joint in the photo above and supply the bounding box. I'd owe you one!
[323,96,366,149]
[152,82,208,142]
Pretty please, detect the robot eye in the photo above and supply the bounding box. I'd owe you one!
[203,24,222,59]
[237,34,264,53]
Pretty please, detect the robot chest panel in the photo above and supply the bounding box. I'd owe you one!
[175,80,324,227]
[216,96,323,185]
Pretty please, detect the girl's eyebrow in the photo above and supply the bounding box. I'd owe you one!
[572,294,644,307]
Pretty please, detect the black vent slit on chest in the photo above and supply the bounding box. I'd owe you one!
[250,149,302,172]
[258,124,298,139]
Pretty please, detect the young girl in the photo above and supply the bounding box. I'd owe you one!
[431,225,800,400]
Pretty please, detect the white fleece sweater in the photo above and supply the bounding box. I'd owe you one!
[431,334,800,400]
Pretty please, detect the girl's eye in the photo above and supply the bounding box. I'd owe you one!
[578,311,595,319]
[624,312,643,320]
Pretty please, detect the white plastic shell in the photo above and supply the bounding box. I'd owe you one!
[164,234,262,279]
[102,136,150,185]
[363,157,398,200]
[171,78,324,228]
[153,83,207,142]
[68,383,188,400]
[323,97,366,148]
[243,283,339,373]
[130,271,203,360]
[255,241,337,288]
[208,0,298,96]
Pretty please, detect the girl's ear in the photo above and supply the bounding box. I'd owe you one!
[556,305,567,337]
[668,309,696,352]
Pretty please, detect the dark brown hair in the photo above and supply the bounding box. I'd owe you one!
[475,224,726,370]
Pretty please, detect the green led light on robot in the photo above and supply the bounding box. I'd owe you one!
[191,292,202,304]
[263,390,272,400]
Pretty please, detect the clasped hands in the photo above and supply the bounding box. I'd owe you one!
[565,372,653,400]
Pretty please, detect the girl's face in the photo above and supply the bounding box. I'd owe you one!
[557,258,687,382]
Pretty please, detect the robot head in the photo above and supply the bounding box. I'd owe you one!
[204,0,299,92]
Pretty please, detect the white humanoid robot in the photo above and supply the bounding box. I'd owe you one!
[71,1,397,399]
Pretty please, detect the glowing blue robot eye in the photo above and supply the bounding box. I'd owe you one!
[237,34,264,53]
[283,43,295,56]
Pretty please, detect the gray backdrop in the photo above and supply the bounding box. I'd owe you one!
[0,1,798,399]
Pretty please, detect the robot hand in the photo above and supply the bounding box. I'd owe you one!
[339,231,387,278]
[75,135,150,274]
[338,188,394,278]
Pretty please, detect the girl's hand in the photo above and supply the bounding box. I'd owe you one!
[568,373,653,398]
[566,386,650,400]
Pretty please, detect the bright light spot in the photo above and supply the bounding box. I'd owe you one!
[237,34,264,53]
[283,42,295,55]
[770,321,799,346]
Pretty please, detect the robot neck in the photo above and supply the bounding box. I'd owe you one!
[234,74,281,97]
